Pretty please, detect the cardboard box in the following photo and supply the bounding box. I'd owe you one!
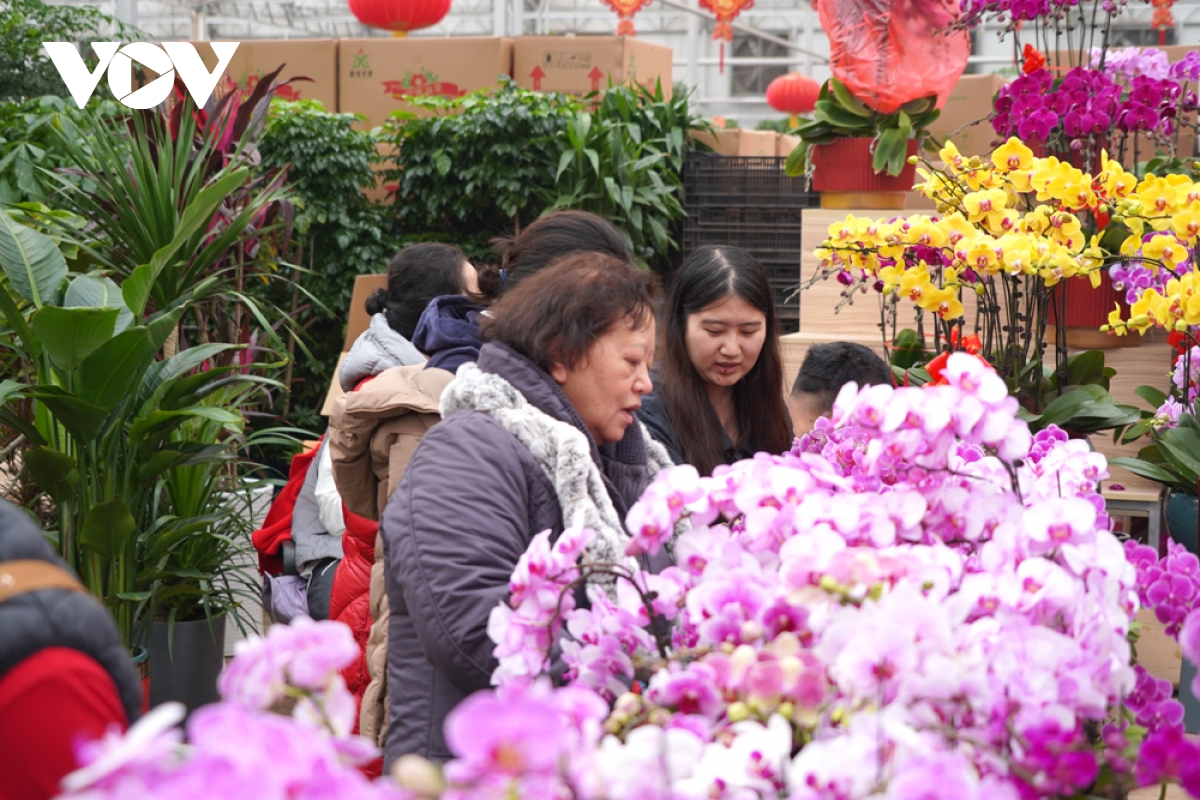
[190,39,339,112]
[689,129,778,157]
[338,37,514,129]
[513,36,672,97]
[777,133,800,158]
[927,73,1007,157]
[321,273,388,416]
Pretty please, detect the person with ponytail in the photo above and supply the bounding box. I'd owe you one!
[338,243,477,392]
[412,210,633,372]
[637,245,793,476]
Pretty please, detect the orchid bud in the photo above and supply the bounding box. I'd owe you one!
[391,755,446,797]
[727,701,751,723]
[907,155,918,165]
[614,691,643,717]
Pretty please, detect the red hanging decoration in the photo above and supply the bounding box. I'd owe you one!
[602,0,652,36]
[766,72,820,125]
[698,0,755,73]
[349,0,452,33]
[1151,0,1176,45]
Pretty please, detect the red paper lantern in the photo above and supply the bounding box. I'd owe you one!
[766,73,819,116]
[349,0,452,33]
[602,0,652,36]
[699,0,754,72]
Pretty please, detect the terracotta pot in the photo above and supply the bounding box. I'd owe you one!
[811,138,919,193]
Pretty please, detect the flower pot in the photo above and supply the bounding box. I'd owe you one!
[1045,270,1138,350]
[144,615,227,714]
[812,138,918,210]
[1165,490,1200,733]
[1165,489,1200,555]
[130,645,150,717]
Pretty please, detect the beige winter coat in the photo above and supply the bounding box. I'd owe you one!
[327,363,453,747]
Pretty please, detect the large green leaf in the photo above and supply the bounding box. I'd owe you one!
[64,275,134,333]
[80,498,136,559]
[28,387,111,441]
[22,446,79,503]
[77,327,156,411]
[1158,427,1200,483]
[1109,456,1188,489]
[121,264,154,319]
[0,282,38,358]
[137,342,234,412]
[1031,388,1093,429]
[129,406,242,447]
[1066,350,1106,387]
[30,306,119,373]
[1134,385,1169,409]
[0,213,67,308]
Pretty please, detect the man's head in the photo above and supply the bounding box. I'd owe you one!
[788,342,892,435]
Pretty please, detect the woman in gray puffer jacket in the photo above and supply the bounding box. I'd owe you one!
[381,253,675,768]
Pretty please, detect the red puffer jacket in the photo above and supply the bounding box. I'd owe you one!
[328,509,378,728]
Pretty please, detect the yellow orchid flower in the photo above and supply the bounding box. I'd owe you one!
[962,188,1009,230]
[924,286,965,319]
[1143,234,1189,270]
[1047,212,1085,252]
[904,217,949,248]
[899,266,933,304]
[966,238,1002,275]
[1046,163,1096,210]
[1136,175,1180,215]
[1172,203,1200,243]
[828,215,865,245]
[939,141,965,172]
[991,137,1034,173]
[1020,205,1053,237]
[1104,304,1129,336]
[997,234,1035,274]
[878,262,907,294]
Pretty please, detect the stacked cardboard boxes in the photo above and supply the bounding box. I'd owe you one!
[337,37,515,129]
[512,36,672,97]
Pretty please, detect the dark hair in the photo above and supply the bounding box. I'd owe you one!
[657,245,791,475]
[365,243,472,340]
[790,342,893,409]
[481,253,658,374]
[477,211,633,301]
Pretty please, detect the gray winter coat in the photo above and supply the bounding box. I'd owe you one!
[380,342,671,767]
[339,313,425,392]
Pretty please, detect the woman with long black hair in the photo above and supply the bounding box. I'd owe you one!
[638,245,792,475]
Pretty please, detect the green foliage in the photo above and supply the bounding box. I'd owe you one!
[378,79,698,272]
[786,78,939,178]
[540,81,695,273]
[0,95,114,206]
[1018,351,1140,435]
[0,0,134,103]
[0,215,279,645]
[888,328,927,371]
[257,99,400,431]
[755,118,792,133]
[379,79,578,258]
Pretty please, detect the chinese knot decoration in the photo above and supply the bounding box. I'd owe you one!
[1152,0,1176,44]
[602,0,651,36]
[348,0,452,33]
[699,0,754,72]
